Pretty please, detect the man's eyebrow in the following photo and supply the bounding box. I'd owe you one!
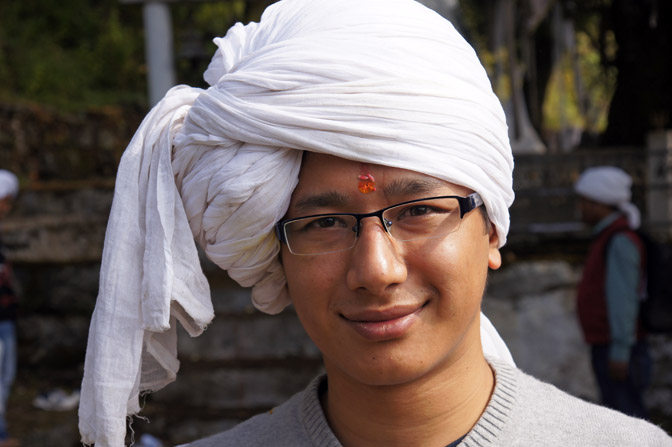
[383,177,447,197]
[292,191,349,214]
[291,178,447,214]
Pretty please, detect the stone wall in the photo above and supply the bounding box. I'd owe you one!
[1,103,671,445]
[484,260,672,416]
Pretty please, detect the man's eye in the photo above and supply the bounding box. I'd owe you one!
[304,216,348,230]
[392,201,457,223]
[314,217,337,228]
[408,205,431,216]
[398,204,443,219]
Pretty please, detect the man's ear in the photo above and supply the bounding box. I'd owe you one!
[487,226,501,270]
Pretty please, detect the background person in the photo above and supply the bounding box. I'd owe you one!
[574,166,651,418]
[0,169,19,446]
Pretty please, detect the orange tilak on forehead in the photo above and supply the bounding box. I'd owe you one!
[357,163,377,194]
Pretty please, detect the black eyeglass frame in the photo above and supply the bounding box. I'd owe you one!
[275,192,484,247]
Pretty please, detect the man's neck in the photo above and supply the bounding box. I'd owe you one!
[320,345,494,447]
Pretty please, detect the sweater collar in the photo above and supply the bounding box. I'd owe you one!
[299,358,519,447]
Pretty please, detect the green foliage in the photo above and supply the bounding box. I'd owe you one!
[543,29,617,133]
[0,0,274,112]
[172,0,249,89]
[191,1,247,31]
[575,30,617,132]
[0,0,147,111]
[459,0,619,141]
[542,54,585,131]
[458,0,489,53]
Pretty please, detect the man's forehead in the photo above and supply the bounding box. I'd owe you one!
[299,153,451,188]
[291,177,448,207]
[291,153,469,211]
[383,177,450,196]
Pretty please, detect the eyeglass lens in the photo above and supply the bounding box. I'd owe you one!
[283,197,465,255]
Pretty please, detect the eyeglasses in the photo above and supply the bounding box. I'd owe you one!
[275,193,483,255]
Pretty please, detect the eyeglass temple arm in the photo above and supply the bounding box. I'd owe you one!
[275,222,286,244]
[459,193,483,218]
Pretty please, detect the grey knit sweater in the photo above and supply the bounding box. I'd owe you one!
[184,360,672,446]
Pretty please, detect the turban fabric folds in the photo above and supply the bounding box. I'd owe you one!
[174,0,514,312]
[80,0,515,445]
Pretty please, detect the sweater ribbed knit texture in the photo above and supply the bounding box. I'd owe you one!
[184,359,672,446]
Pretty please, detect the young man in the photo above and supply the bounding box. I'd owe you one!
[183,163,669,447]
[79,0,671,445]
[575,166,651,419]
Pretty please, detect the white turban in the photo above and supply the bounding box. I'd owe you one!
[79,0,515,445]
[574,166,640,229]
[0,170,18,199]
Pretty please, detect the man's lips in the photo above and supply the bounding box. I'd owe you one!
[340,302,427,341]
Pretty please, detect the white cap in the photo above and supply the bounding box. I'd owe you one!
[575,166,640,229]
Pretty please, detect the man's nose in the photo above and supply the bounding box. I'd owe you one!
[345,217,407,295]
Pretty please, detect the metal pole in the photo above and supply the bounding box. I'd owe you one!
[143,2,176,106]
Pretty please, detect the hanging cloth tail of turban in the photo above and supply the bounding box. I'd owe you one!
[79,0,515,445]
[619,202,641,229]
[79,86,216,447]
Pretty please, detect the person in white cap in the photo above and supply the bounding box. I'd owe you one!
[0,169,19,445]
[79,1,671,445]
[574,166,652,419]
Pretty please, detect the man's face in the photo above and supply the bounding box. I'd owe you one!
[577,196,612,226]
[281,153,501,387]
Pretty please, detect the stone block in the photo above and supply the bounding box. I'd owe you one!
[177,312,320,362]
[153,364,324,410]
[205,272,258,315]
[487,260,579,301]
[17,315,89,370]
[1,188,112,263]
[13,263,100,315]
[646,130,672,240]
[484,260,597,401]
